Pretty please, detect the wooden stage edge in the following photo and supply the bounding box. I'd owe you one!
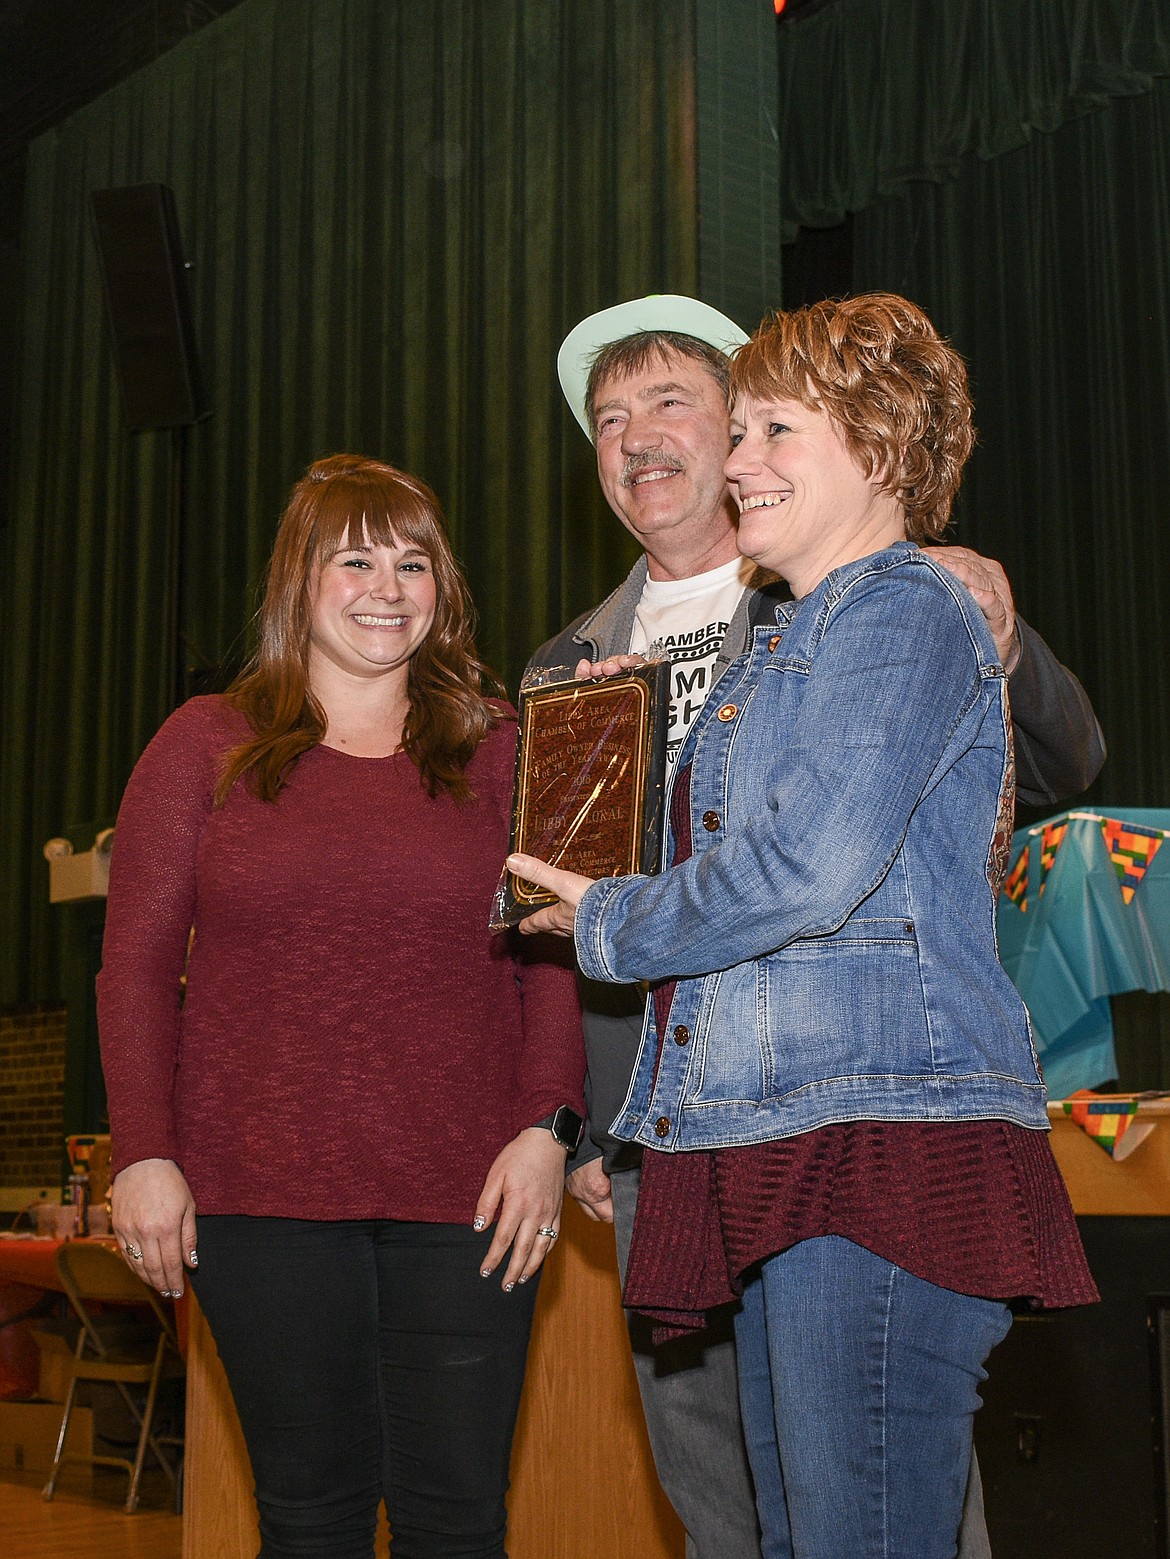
[183,1110,1170,1557]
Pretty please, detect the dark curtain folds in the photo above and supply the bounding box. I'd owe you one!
[851,77,1170,814]
[0,0,699,1007]
[778,0,1170,238]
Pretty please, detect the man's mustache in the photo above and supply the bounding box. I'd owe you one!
[620,452,685,488]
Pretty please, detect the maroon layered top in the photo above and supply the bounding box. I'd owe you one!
[98,697,583,1223]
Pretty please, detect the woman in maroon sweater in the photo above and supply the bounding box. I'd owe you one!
[98,455,583,1558]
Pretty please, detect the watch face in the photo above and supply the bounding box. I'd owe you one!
[552,1105,585,1151]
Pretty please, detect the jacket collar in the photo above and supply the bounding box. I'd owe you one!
[571,554,790,668]
[717,569,790,671]
[569,555,649,661]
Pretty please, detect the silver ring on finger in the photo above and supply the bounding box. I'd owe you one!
[125,1243,143,1261]
[537,1226,558,1241]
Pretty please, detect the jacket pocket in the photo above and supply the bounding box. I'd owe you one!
[755,918,931,1097]
[687,964,768,1106]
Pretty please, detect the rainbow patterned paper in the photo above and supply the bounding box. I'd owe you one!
[1100,818,1164,905]
[1062,1092,1154,1161]
[1038,822,1067,897]
[1002,846,1028,911]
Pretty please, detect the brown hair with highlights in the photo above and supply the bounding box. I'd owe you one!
[585,331,730,440]
[728,294,975,542]
[216,455,502,805]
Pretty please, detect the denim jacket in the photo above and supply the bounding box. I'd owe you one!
[573,543,1048,1152]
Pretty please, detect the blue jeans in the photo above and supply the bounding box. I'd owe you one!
[734,1236,1011,1559]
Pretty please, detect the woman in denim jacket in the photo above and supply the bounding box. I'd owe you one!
[511,294,1095,1558]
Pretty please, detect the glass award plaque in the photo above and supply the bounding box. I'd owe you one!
[497,662,671,926]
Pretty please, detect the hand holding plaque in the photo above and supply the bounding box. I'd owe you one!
[491,661,671,928]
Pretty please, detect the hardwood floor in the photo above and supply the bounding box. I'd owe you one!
[0,1468,181,1558]
[0,1466,400,1558]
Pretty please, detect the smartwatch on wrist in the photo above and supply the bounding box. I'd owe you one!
[532,1105,585,1152]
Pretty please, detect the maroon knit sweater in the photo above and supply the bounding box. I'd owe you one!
[97,697,583,1222]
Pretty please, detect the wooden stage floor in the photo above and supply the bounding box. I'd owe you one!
[0,1467,181,1559]
[0,1467,401,1558]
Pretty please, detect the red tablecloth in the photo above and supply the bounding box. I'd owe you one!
[0,1234,71,1288]
[0,1235,186,1398]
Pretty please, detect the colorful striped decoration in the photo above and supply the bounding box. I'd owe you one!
[1002,846,1028,911]
[1038,822,1068,897]
[1062,1091,1154,1161]
[1100,818,1165,905]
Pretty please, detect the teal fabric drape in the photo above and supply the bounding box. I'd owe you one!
[778,0,1170,238]
[0,0,699,1008]
[998,811,1170,1097]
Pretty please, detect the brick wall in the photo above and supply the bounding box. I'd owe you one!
[0,1003,66,1201]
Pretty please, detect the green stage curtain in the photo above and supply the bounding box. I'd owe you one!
[778,0,1170,238]
[0,0,698,1007]
[852,77,1170,816]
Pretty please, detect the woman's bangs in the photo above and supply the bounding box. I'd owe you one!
[313,479,434,562]
[730,335,802,408]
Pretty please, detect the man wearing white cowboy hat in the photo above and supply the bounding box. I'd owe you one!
[528,294,1104,1559]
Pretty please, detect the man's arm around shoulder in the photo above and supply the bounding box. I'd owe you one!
[1007,617,1106,805]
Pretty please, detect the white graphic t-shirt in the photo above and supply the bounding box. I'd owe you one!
[629,557,753,766]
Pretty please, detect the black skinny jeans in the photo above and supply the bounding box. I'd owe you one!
[191,1216,540,1558]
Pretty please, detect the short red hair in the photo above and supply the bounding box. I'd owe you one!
[729,294,975,542]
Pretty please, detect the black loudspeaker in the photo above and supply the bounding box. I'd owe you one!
[89,184,206,431]
[976,1216,1170,1557]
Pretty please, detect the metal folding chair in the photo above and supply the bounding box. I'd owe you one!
[43,1241,185,1513]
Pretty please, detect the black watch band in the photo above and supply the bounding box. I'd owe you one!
[532,1105,585,1152]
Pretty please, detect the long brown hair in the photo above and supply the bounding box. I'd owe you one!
[217,455,502,804]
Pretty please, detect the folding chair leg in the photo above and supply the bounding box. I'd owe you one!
[124,1341,167,1514]
[113,1363,177,1490]
[145,1424,179,1492]
[43,1375,80,1501]
[111,1372,178,1510]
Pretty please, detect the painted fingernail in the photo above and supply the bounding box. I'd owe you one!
[189,1251,198,1266]
[481,1268,491,1279]
[504,1282,515,1293]
[472,1215,485,1231]
[517,1276,528,1284]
